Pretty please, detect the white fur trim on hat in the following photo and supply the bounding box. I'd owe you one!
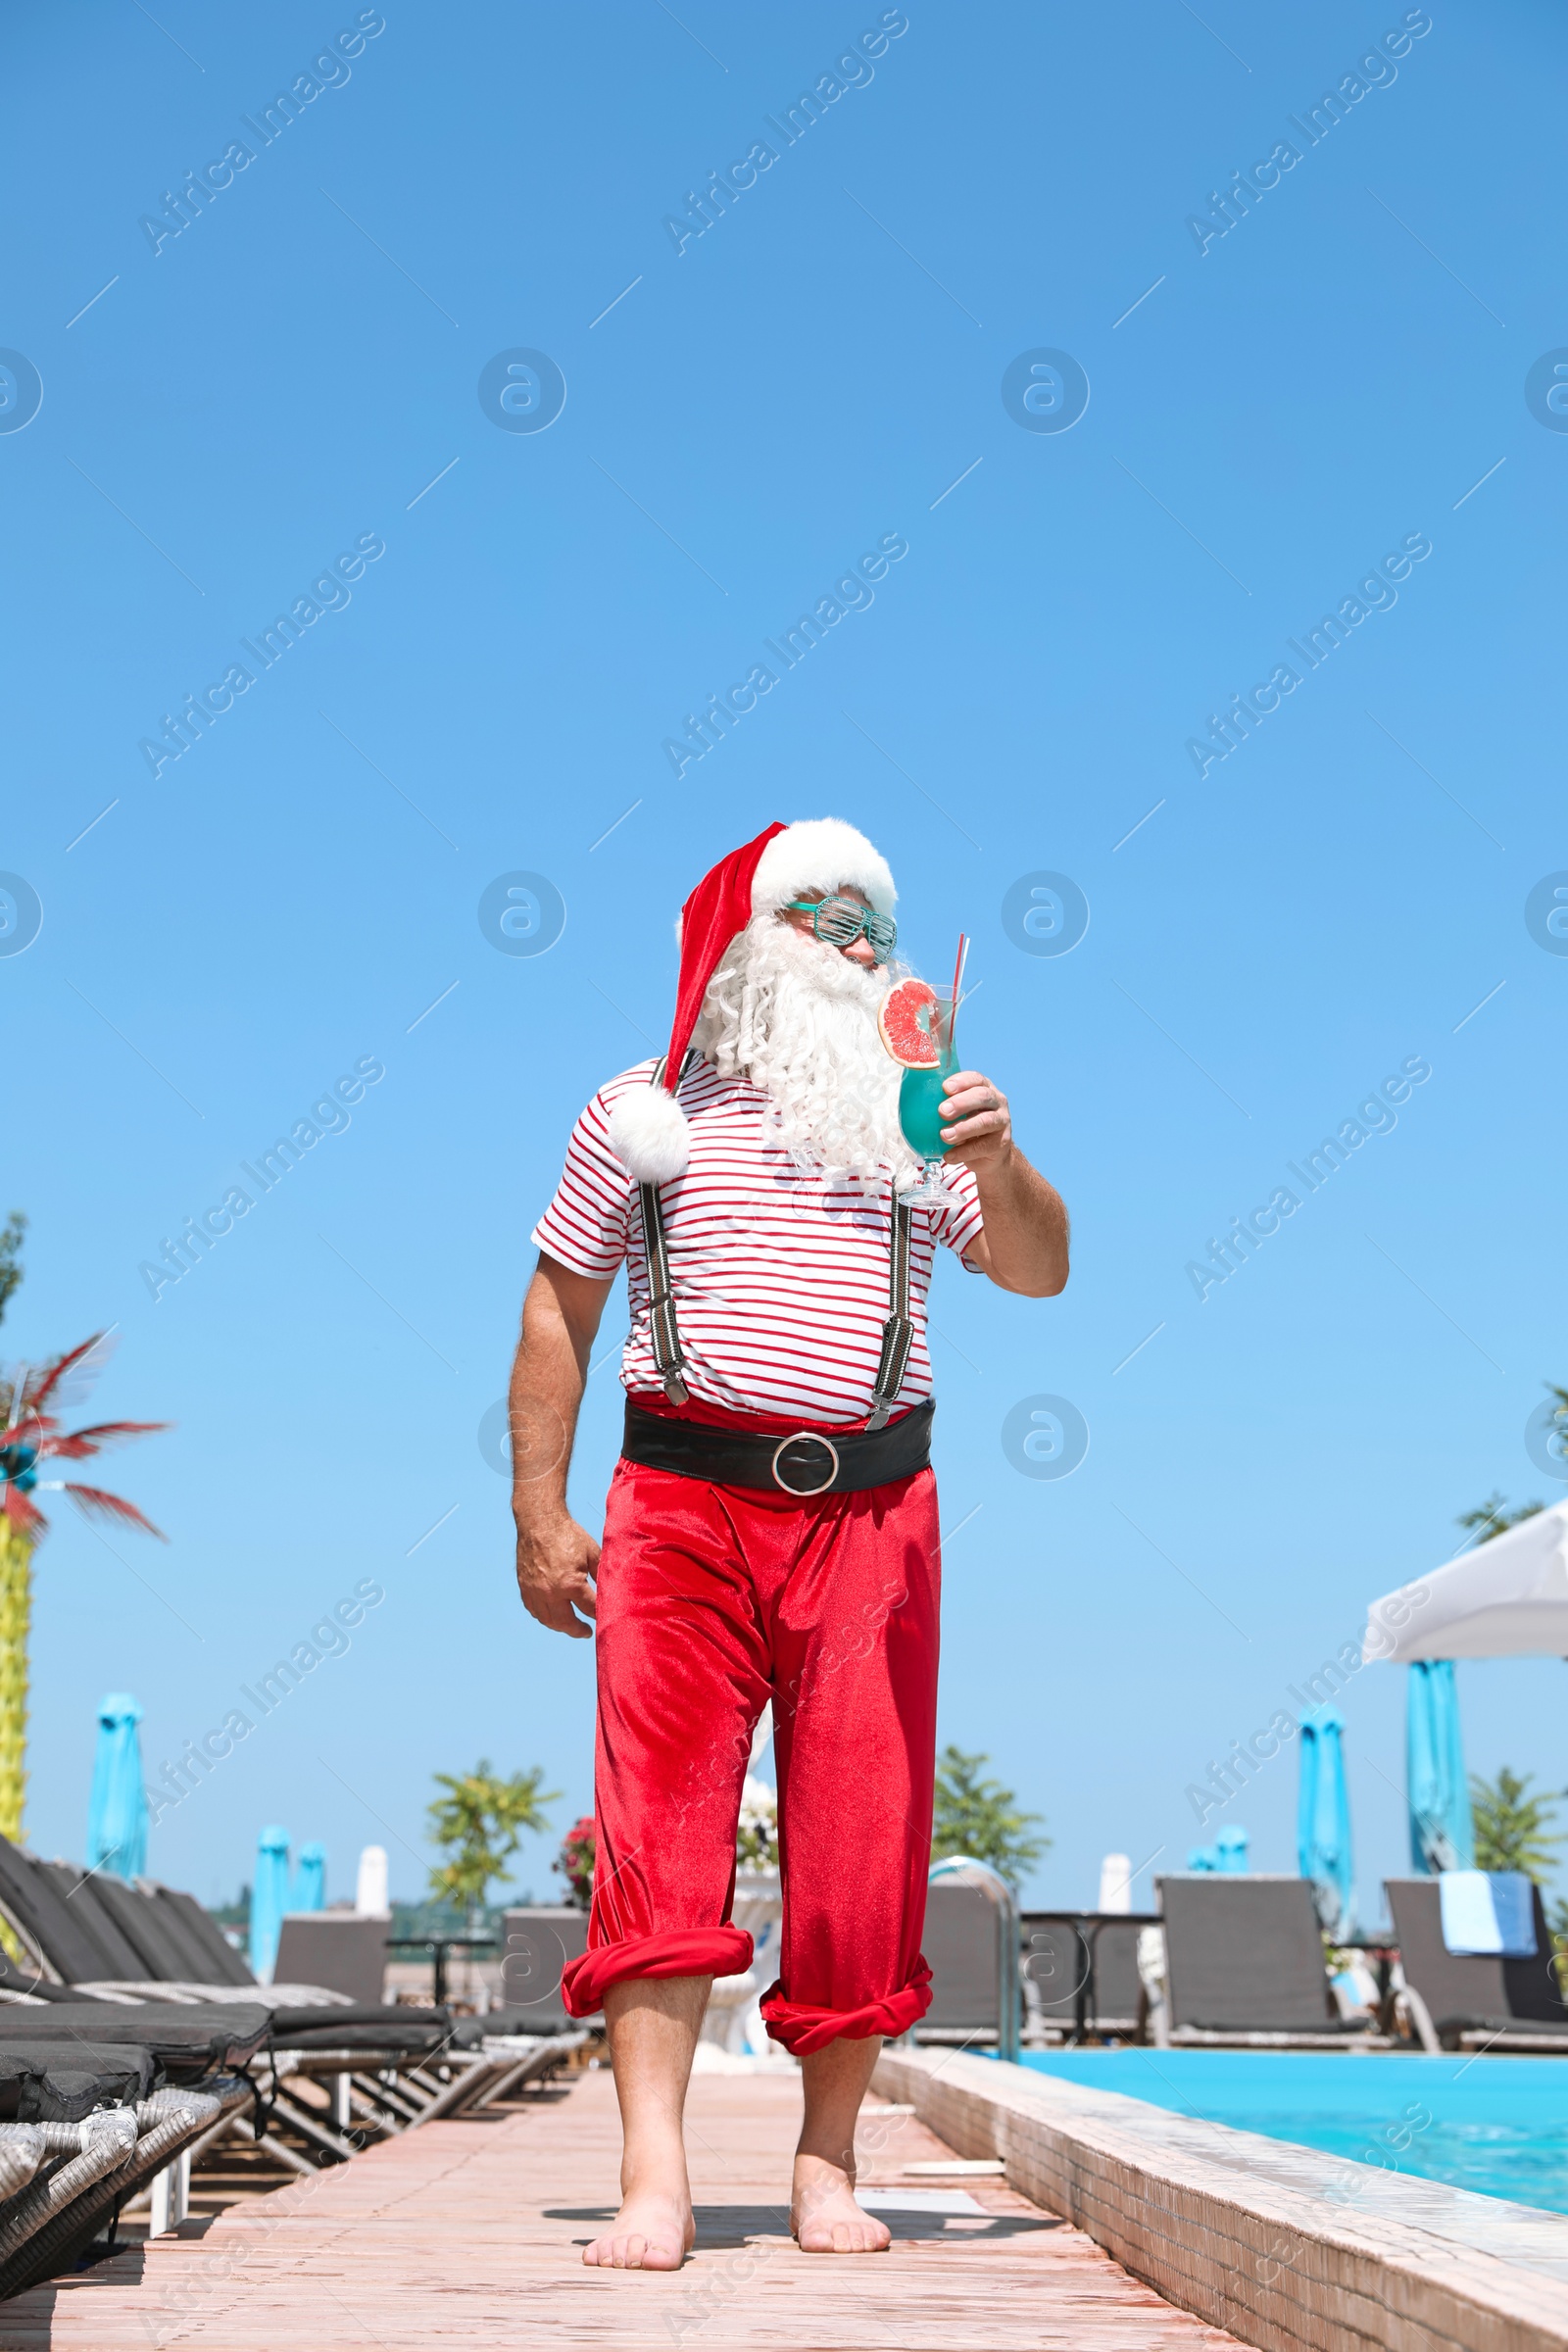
[751,818,895,918]
[608,1082,691,1183]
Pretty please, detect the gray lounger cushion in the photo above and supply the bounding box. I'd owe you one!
[1159,1877,1343,2032]
[0,2003,270,2079]
[271,2006,452,2054]
[147,1886,257,1986]
[0,1841,121,1984]
[35,1867,148,1981]
[0,2043,155,2121]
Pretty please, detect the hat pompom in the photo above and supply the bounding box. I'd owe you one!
[608,1083,691,1183]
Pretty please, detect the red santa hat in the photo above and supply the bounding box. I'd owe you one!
[607,816,897,1183]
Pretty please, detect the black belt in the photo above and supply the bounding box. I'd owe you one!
[621,1398,934,1497]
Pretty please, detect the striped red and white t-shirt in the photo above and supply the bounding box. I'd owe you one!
[532,1056,985,1425]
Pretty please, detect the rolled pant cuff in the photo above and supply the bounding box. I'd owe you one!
[562,1927,755,2018]
[758,1963,933,2055]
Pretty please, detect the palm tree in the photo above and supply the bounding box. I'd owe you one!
[0,1336,168,1841]
[425,1761,559,1930]
[1469,1766,1566,1882]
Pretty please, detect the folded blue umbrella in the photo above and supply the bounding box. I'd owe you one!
[1215,1826,1250,1873]
[290,1842,326,1912]
[1298,1706,1353,1935]
[85,1693,148,1883]
[249,1825,290,1984]
[1186,1829,1249,1872]
[1407,1660,1474,1873]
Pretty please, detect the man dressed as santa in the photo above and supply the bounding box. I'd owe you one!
[512,818,1068,2269]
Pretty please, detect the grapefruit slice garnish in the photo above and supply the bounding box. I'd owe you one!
[878,978,942,1068]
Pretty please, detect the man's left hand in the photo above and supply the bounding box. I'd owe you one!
[938,1068,1013,1172]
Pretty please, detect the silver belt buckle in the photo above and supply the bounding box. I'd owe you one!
[770,1431,840,1496]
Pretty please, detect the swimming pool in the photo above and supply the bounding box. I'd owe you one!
[1020,2050,1568,2215]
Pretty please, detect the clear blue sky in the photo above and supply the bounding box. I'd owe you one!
[4,1,1565,1929]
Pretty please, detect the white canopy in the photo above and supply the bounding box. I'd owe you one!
[1364,1498,1568,1663]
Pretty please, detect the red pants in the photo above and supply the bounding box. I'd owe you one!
[561,1402,940,2055]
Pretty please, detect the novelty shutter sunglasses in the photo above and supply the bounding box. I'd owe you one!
[784,896,898,958]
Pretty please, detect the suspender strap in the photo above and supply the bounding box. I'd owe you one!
[636,1065,916,1428]
[864,1196,914,1432]
[638,1056,690,1406]
[640,1181,688,1406]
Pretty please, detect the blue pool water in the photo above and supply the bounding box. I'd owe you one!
[1020,2051,1568,2215]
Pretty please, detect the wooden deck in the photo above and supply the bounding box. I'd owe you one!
[0,2069,1255,2349]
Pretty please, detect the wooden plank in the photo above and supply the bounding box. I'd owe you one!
[0,2072,1254,2348]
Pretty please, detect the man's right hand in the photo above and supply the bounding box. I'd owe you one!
[514,1512,601,1639]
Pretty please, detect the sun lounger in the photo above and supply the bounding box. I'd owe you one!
[499,1907,595,2030]
[0,1841,121,1985]
[400,2028,590,2123]
[449,2006,587,2044]
[34,1864,154,1981]
[273,1912,389,2005]
[148,1882,257,1984]
[1154,1875,1395,2048]
[0,1838,376,2015]
[0,1966,575,2272]
[912,1865,1021,2056]
[0,1954,87,2004]
[248,2007,551,2153]
[0,2039,155,2119]
[0,2076,246,2298]
[915,1876,1006,2045]
[268,2004,452,2054]
[1384,1878,1568,2052]
[85,1869,203,1983]
[0,2131,47,2225]
[0,1837,525,2168]
[0,2001,271,2079]
[0,2031,252,2297]
[0,1838,387,2020]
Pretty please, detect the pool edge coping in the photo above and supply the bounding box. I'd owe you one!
[873,2045,1568,2352]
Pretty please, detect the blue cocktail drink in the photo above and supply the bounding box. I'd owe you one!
[899,1055,957,1161]
[896,987,956,1205]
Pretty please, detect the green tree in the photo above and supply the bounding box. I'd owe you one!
[1458,1383,1568,1544]
[0,1215,24,1329]
[930,1745,1049,1889]
[425,1760,559,1925]
[1469,1766,1566,1881]
[1456,1492,1544,1545]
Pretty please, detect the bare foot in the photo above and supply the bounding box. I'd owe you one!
[581,2186,694,2270]
[791,2154,892,2254]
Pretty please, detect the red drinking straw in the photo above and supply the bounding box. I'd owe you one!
[948,932,969,1054]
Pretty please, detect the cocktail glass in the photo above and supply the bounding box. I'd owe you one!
[898,987,957,1206]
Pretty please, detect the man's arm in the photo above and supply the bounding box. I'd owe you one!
[936,1068,1069,1298]
[511,1252,616,1638]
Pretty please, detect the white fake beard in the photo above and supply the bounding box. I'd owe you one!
[692,914,912,1187]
